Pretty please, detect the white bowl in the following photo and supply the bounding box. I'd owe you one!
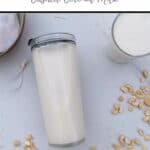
[0,13,25,57]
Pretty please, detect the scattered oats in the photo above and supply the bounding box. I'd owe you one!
[118,95,124,102]
[140,85,146,91]
[140,85,150,94]
[120,83,134,93]
[112,108,118,114]
[89,146,96,150]
[125,84,134,93]
[113,135,143,150]
[120,86,128,93]
[13,139,21,147]
[138,129,144,136]
[142,70,149,79]
[147,120,150,124]
[112,135,146,150]
[144,95,150,106]
[112,144,122,150]
[128,97,139,107]
[144,108,150,116]
[128,97,136,104]
[141,144,148,150]
[145,116,150,124]
[134,89,145,99]
[112,103,123,114]
[127,144,134,150]
[31,143,36,150]
[125,137,131,145]
[24,140,31,147]
[144,117,150,125]
[4,134,37,150]
[143,115,149,121]
[24,134,36,150]
[131,140,136,145]
[114,103,120,109]
[138,101,143,109]
[112,104,119,114]
[25,134,33,141]
[133,137,141,145]
[140,85,147,91]
[143,116,150,122]
[128,105,134,112]
[118,135,125,144]
[132,100,139,107]
[144,134,150,141]
[24,147,32,150]
[111,69,150,149]
[118,104,124,113]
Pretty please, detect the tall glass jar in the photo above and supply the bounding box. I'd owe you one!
[28,33,85,147]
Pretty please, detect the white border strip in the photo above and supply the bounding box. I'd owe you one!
[0,0,150,11]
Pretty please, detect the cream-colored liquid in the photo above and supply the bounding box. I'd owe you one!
[114,14,150,56]
[109,14,150,63]
[32,42,85,145]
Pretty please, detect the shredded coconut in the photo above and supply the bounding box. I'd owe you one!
[0,13,20,53]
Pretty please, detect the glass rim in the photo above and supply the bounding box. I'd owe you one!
[112,13,150,58]
[28,32,76,49]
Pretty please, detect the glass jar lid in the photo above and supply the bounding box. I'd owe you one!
[28,32,76,50]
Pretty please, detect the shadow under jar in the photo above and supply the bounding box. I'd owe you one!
[28,33,85,147]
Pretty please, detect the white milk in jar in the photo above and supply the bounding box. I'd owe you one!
[109,13,150,63]
[29,33,85,147]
